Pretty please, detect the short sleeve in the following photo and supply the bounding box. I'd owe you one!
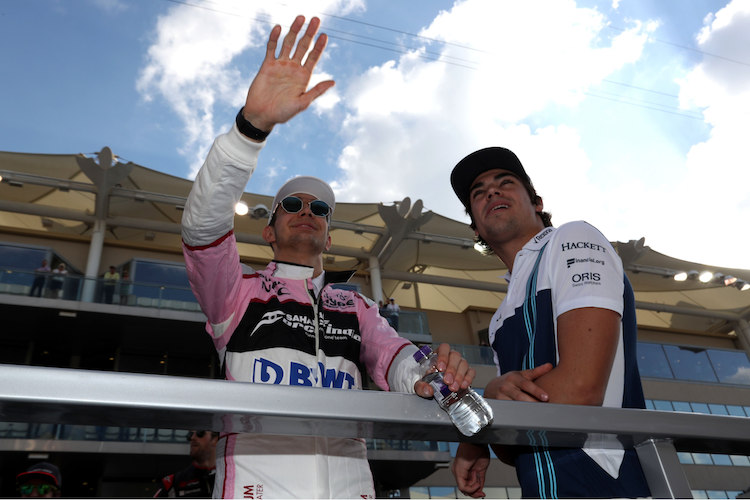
[547,222,624,318]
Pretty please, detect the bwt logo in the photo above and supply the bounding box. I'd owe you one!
[252,358,356,388]
[561,241,606,253]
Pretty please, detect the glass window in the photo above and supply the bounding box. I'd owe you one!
[709,404,729,415]
[707,491,729,499]
[0,340,29,365]
[0,244,48,271]
[677,452,694,464]
[707,349,750,386]
[672,401,692,413]
[745,407,750,417]
[692,491,708,499]
[726,491,744,499]
[429,487,457,499]
[691,403,711,414]
[653,400,673,412]
[119,351,166,375]
[729,455,750,466]
[726,405,746,417]
[636,342,674,379]
[131,261,196,303]
[409,487,429,499]
[645,399,655,410]
[711,454,733,466]
[663,345,718,383]
[692,453,713,465]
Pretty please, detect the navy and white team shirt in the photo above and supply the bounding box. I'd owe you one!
[489,221,650,498]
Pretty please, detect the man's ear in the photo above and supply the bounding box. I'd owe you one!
[535,196,544,212]
[262,225,276,246]
[324,234,332,252]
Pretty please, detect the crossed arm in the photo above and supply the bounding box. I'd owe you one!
[452,307,621,498]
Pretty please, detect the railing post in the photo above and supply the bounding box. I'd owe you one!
[635,438,693,499]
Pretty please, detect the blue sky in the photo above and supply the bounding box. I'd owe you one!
[1,0,749,270]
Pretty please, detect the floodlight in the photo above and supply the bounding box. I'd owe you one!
[737,280,750,291]
[473,242,484,252]
[724,275,737,286]
[250,204,270,219]
[235,201,249,216]
[685,270,700,281]
[673,272,688,282]
[699,271,713,283]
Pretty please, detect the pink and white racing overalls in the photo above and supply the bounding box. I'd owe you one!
[182,124,422,499]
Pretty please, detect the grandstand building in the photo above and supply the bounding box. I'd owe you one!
[1,148,749,498]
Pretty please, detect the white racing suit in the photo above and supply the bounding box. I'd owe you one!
[182,124,422,499]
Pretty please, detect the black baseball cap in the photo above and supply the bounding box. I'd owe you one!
[16,462,61,488]
[451,147,532,211]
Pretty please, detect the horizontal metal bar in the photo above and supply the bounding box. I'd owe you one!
[0,170,97,193]
[381,270,508,293]
[1,365,749,455]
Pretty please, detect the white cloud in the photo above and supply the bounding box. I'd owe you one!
[137,0,359,177]
[669,0,750,268]
[331,0,654,223]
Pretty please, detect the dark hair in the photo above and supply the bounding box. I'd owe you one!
[467,177,552,256]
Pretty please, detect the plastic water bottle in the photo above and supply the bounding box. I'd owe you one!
[413,345,494,436]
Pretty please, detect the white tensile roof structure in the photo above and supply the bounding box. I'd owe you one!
[1,148,749,347]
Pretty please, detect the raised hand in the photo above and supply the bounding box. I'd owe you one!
[241,16,335,136]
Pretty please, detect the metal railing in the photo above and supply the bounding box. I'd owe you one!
[3,364,750,498]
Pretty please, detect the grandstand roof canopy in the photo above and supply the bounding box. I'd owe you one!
[1,149,749,336]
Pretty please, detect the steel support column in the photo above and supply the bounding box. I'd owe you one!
[635,438,693,499]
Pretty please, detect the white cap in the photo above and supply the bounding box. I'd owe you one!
[268,176,336,225]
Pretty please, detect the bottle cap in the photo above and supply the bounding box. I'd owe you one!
[413,345,433,362]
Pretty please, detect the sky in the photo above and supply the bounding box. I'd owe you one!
[1,0,749,270]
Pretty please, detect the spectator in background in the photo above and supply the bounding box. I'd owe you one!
[103,265,119,304]
[49,263,67,299]
[119,269,132,305]
[29,259,51,297]
[386,297,401,331]
[16,462,61,498]
[154,430,218,498]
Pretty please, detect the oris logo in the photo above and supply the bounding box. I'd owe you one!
[561,242,606,253]
[571,272,601,287]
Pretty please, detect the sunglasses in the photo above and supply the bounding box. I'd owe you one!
[20,484,58,496]
[186,430,210,441]
[277,196,331,218]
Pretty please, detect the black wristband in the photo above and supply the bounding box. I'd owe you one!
[236,107,271,141]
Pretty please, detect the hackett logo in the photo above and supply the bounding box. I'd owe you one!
[561,241,606,253]
[534,228,553,243]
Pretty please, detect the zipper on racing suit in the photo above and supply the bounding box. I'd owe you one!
[305,279,321,387]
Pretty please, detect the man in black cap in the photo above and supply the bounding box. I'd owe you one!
[449,147,650,498]
[16,462,61,498]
